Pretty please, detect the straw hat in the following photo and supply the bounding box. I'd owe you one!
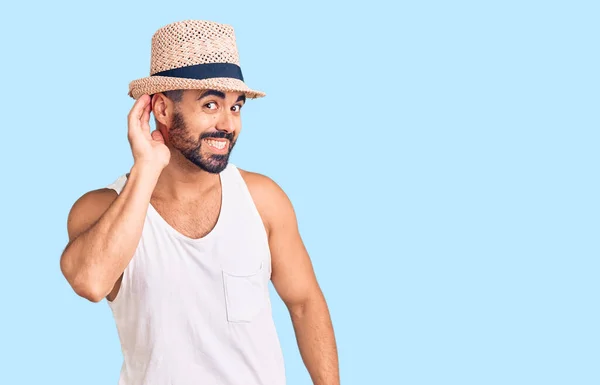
[128,20,265,99]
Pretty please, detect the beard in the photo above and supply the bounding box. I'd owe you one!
[169,110,236,174]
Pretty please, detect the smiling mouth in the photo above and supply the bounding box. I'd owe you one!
[203,138,229,152]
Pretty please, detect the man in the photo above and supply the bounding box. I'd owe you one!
[59,20,339,385]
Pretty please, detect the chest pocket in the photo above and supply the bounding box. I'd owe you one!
[222,261,267,323]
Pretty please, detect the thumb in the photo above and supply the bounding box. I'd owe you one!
[151,130,165,143]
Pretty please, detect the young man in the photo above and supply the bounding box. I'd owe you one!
[60,20,339,385]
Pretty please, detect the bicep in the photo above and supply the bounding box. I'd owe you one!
[267,187,321,310]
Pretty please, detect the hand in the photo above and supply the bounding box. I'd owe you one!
[127,94,170,171]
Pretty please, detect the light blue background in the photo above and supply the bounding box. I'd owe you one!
[0,1,598,384]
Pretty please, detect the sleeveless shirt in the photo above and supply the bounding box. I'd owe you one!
[105,163,286,385]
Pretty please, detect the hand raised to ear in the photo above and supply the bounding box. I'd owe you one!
[127,94,170,171]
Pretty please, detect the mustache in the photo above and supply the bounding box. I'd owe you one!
[200,131,234,142]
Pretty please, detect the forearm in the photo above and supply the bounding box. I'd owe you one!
[61,163,160,299]
[290,294,340,385]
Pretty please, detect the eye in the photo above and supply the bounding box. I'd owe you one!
[231,104,242,113]
[205,102,218,110]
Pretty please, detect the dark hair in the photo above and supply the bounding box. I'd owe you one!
[161,89,184,103]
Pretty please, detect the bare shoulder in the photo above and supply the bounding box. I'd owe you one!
[67,188,118,242]
[238,168,296,233]
[238,169,285,198]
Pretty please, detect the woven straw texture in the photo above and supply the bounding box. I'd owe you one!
[128,20,265,99]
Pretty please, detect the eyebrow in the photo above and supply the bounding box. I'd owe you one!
[199,89,226,100]
[198,89,246,103]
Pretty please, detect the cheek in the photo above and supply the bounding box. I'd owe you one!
[232,116,242,130]
[189,116,216,136]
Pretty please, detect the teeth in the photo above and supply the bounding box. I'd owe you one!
[206,139,226,150]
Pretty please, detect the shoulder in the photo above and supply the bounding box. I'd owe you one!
[67,188,118,241]
[70,172,128,215]
[238,168,284,198]
[70,188,119,215]
[238,168,296,232]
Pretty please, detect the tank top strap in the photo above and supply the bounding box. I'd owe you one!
[106,173,129,195]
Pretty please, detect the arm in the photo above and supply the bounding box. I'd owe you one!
[242,171,340,385]
[60,94,169,302]
[60,164,161,302]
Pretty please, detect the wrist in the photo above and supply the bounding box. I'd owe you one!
[130,161,164,181]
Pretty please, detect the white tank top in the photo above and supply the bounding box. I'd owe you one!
[105,163,286,385]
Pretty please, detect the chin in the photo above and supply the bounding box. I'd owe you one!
[197,154,230,174]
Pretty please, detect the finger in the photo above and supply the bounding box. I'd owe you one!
[134,95,150,118]
[141,95,154,131]
[128,95,150,128]
[141,103,151,128]
[151,130,165,143]
[138,108,150,140]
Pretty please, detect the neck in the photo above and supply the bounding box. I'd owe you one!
[153,150,221,202]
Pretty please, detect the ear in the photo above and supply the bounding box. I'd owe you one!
[151,93,172,127]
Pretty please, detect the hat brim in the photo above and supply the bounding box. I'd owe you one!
[128,76,266,99]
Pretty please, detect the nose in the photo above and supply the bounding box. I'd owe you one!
[215,110,236,134]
